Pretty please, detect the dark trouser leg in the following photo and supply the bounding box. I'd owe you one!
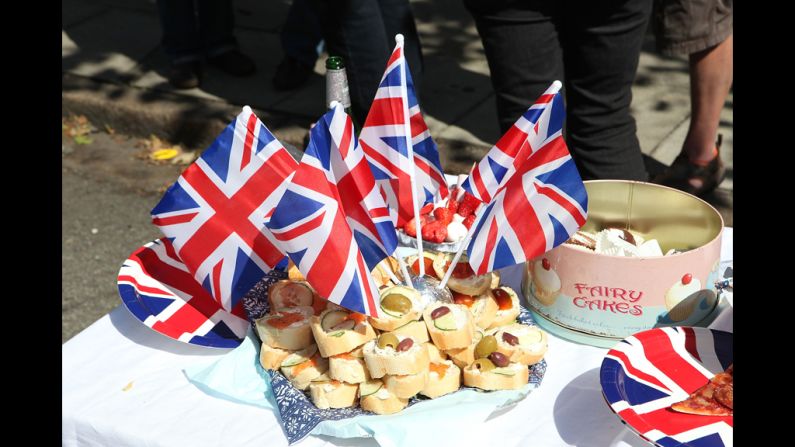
[311,0,423,125]
[196,0,238,58]
[155,0,203,64]
[377,0,424,97]
[561,0,652,181]
[280,0,324,68]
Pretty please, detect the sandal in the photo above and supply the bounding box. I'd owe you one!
[652,134,727,197]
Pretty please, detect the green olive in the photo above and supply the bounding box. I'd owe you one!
[377,333,400,350]
[381,294,412,314]
[474,335,498,359]
[472,358,496,372]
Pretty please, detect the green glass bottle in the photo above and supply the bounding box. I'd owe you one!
[325,56,358,130]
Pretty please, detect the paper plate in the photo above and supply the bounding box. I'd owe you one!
[600,327,733,447]
[117,238,251,348]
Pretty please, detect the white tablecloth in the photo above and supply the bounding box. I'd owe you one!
[62,229,732,447]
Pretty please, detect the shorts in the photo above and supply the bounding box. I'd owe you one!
[653,0,733,56]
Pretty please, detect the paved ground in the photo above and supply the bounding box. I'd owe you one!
[61,0,733,342]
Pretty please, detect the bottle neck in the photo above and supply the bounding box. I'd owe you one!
[326,67,352,109]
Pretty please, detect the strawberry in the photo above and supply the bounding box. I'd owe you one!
[433,207,453,224]
[446,195,459,214]
[457,192,481,218]
[420,203,434,215]
[404,215,428,237]
[421,219,448,243]
[462,214,476,229]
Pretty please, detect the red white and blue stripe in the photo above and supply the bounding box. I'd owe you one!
[266,104,391,317]
[465,101,587,274]
[117,238,250,348]
[601,327,733,447]
[359,37,449,227]
[461,81,563,204]
[151,106,296,315]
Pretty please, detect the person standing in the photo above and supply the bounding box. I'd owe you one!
[463,0,653,181]
[155,0,257,89]
[652,0,732,196]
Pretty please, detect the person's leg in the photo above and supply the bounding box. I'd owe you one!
[560,0,652,181]
[463,0,564,134]
[377,0,424,98]
[274,0,324,90]
[311,0,391,125]
[196,0,256,76]
[155,0,203,88]
[682,34,732,164]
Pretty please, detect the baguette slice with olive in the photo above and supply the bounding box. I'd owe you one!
[422,303,475,350]
[492,323,548,366]
[367,286,422,332]
[363,334,430,378]
[462,358,528,391]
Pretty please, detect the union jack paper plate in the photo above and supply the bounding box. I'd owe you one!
[117,238,252,348]
[600,327,733,447]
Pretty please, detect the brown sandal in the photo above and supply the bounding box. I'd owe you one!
[653,135,727,197]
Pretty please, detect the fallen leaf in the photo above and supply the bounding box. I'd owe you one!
[74,134,93,145]
[104,124,115,135]
[151,148,179,161]
[122,381,134,392]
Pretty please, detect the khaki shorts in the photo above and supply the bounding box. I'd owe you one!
[653,0,733,56]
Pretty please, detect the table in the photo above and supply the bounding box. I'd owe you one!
[62,229,732,447]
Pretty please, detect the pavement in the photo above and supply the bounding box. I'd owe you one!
[62,0,733,342]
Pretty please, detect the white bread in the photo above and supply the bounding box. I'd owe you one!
[363,336,430,378]
[432,252,493,296]
[467,291,499,329]
[383,369,429,398]
[308,380,358,409]
[359,381,408,415]
[487,286,521,329]
[444,329,485,369]
[280,346,329,390]
[255,306,314,350]
[420,360,461,399]
[267,280,325,316]
[371,256,400,288]
[329,347,370,384]
[259,343,291,370]
[492,323,548,365]
[462,361,529,391]
[389,320,430,344]
[368,286,422,331]
[422,303,475,350]
[310,309,377,357]
[423,342,448,363]
[490,270,501,289]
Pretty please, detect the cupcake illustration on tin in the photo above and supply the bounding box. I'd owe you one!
[532,258,561,306]
[664,273,706,322]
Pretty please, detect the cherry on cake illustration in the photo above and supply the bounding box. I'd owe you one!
[531,258,561,306]
[664,273,703,321]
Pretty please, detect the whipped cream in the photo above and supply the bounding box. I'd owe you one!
[445,220,468,242]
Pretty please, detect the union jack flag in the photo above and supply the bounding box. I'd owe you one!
[466,91,587,274]
[461,81,563,203]
[266,104,392,317]
[151,106,296,314]
[359,35,449,227]
[601,327,733,446]
[117,238,250,348]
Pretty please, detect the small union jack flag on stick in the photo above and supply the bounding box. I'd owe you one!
[266,103,395,317]
[151,106,297,313]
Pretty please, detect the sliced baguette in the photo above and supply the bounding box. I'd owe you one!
[280,347,329,390]
[487,286,521,329]
[383,370,429,398]
[462,361,529,391]
[423,342,448,363]
[308,380,358,409]
[371,256,400,288]
[259,343,291,370]
[389,320,430,344]
[310,309,377,357]
[432,252,493,296]
[255,306,314,350]
[359,381,408,415]
[492,323,548,365]
[267,280,327,316]
[420,360,461,399]
[329,346,370,384]
[422,303,475,350]
[444,329,485,369]
[363,336,430,378]
[368,286,422,332]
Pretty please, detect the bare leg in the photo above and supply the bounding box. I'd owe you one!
[682,34,733,165]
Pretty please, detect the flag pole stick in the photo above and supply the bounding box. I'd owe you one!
[396,254,414,288]
[396,34,426,277]
[438,202,484,290]
[384,261,403,286]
